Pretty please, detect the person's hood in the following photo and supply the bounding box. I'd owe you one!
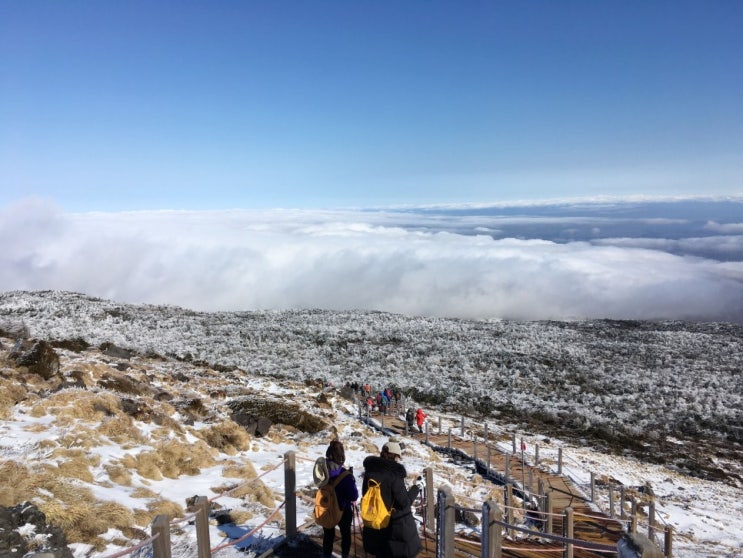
[363,455,407,478]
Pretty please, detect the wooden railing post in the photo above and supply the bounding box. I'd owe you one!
[565,507,574,558]
[194,496,211,558]
[630,499,638,533]
[546,491,553,535]
[473,433,478,461]
[424,467,435,529]
[504,484,513,535]
[512,433,517,454]
[461,416,465,437]
[590,471,595,502]
[438,416,442,435]
[487,444,491,472]
[609,486,615,518]
[426,421,430,444]
[648,500,656,541]
[448,428,452,451]
[620,486,626,519]
[557,447,563,475]
[534,443,539,466]
[151,515,171,558]
[284,451,296,538]
[481,500,502,558]
[436,486,455,558]
[505,454,510,481]
[664,524,673,558]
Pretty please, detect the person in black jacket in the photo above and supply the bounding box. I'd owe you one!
[323,440,359,558]
[361,440,422,558]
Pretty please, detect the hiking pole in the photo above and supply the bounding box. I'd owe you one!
[351,503,358,558]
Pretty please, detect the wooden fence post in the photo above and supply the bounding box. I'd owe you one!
[664,524,673,558]
[426,421,430,444]
[487,445,491,472]
[505,454,510,481]
[565,507,574,558]
[590,471,595,502]
[620,486,626,519]
[284,451,296,538]
[461,416,465,437]
[424,467,435,529]
[481,500,502,558]
[534,444,539,466]
[448,428,452,451]
[512,433,516,454]
[630,499,638,533]
[546,491,553,535]
[557,447,563,475]
[194,496,211,558]
[473,434,478,461]
[505,484,513,535]
[150,515,171,558]
[437,487,455,558]
[438,416,442,435]
[648,500,656,541]
[609,487,615,518]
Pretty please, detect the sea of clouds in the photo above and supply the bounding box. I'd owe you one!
[3,196,743,322]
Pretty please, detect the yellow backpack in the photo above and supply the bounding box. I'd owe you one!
[360,478,392,529]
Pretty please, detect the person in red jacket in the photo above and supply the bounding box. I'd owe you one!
[415,408,426,433]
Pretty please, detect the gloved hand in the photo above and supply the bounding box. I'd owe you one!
[415,475,425,491]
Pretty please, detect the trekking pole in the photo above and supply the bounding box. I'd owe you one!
[420,484,428,554]
[351,503,357,558]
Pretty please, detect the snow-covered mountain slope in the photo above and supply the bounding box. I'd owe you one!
[1,290,740,486]
[0,289,742,557]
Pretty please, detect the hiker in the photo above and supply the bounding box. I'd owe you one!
[361,440,422,558]
[322,440,358,558]
[415,408,426,433]
[405,408,415,432]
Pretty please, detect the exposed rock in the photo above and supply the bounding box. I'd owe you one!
[0,502,73,558]
[230,411,273,437]
[7,339,60,380]
[97,372,148,395]
[50,338,90,352]
[99,342,134,360]
[228,397,327,434]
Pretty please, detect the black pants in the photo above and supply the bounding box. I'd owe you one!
[323,507,353,557]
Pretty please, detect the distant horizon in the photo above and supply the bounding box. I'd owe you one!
[2,195,741,324]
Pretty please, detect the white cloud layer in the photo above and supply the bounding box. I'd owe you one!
[3,198,743,322]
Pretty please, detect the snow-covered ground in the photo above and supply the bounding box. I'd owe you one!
[0,291,742,557]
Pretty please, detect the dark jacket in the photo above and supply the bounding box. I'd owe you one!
[361,456,421,558]
[328,461,358,512]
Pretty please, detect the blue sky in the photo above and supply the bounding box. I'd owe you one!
[2,1,742,211]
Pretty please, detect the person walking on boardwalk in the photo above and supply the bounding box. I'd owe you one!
[415,408,426,433]
[361,440,422,558]
[323,440,358,558]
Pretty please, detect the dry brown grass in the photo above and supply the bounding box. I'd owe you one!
[198,419,251,454]
[222,460,258,480]
[29,391,121,421]
[43,448,100,483]
[0,378,27,419]
[98,414,146,444]
[130,486,158,499]
[0,461,32,507]
[104,463,133,486]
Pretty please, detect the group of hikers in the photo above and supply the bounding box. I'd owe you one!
[315,438,422,558]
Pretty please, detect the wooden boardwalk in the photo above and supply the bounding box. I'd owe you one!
[317,406,626,558]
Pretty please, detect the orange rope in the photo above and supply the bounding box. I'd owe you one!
[99,532,160,558]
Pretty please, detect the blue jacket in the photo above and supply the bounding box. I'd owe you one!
[328,462,359,511]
